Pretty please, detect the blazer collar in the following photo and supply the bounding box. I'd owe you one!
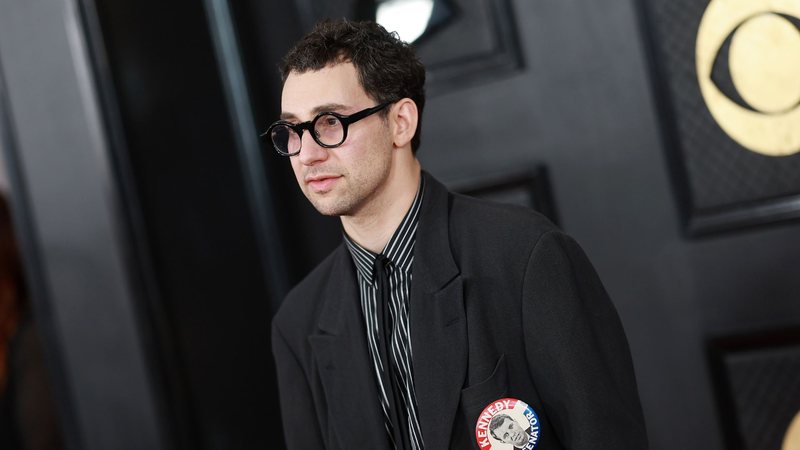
[316,245,359,335]
[413,171,460,290]
[311,246,391,449]
[409,171,468,450]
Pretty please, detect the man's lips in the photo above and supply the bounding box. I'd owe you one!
[305,174,341,192]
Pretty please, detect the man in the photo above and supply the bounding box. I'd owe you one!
[269,19,648,450]
[489,414,530,449]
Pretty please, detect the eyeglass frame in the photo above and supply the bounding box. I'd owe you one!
[262,102,394,156]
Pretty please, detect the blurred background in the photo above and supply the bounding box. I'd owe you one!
[1,0,799,449]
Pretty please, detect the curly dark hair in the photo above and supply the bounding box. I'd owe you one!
[280,19,426,154]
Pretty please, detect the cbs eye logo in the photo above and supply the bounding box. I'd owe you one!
[696,0,800,157]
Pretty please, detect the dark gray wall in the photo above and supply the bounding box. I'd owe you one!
[1,0,288,448]
[0,0,169,448]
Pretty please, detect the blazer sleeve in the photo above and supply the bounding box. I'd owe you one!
[521,230,648,449]
[272,321,325,449]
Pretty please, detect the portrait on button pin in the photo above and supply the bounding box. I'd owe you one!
[475,398,540,450]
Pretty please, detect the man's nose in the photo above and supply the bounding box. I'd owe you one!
[296,131,329,165]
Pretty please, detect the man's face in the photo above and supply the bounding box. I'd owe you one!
[281,62,393,217]
[495,417,528,448]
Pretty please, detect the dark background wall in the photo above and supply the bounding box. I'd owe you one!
[1,0,798,449]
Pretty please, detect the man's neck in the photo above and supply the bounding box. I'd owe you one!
[341,159,421,254]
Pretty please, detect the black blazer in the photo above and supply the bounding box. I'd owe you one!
[272,172,648,450]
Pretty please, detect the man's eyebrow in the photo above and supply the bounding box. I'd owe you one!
[280,103,349,121]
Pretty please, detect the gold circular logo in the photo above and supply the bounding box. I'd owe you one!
[696,0,800,156]
[784,411,800,450]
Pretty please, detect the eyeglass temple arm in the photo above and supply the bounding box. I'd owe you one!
[342,102,392,124]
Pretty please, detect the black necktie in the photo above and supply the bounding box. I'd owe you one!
[375,254,411,450]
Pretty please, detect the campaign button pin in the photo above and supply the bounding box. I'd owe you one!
[474,397,540,450]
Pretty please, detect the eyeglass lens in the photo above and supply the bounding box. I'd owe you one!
[271,114,345,155]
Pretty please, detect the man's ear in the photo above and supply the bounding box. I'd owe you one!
[390,98,418,149]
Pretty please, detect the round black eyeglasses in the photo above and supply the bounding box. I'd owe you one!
[262,102,393,156]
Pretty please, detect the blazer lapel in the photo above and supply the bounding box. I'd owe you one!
[411,172,468,450]
[309,247,390,450]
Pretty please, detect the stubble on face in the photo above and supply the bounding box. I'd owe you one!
[300,127,393,217]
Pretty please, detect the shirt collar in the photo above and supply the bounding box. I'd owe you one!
[344,176,425,285]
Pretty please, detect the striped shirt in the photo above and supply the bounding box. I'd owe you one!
[343,176,425,450]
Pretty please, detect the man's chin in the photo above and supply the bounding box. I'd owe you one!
[316,208,344,217]
[308,199,351,217]
[310,205,341,216]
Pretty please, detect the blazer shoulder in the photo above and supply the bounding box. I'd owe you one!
[448,191,559,245]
